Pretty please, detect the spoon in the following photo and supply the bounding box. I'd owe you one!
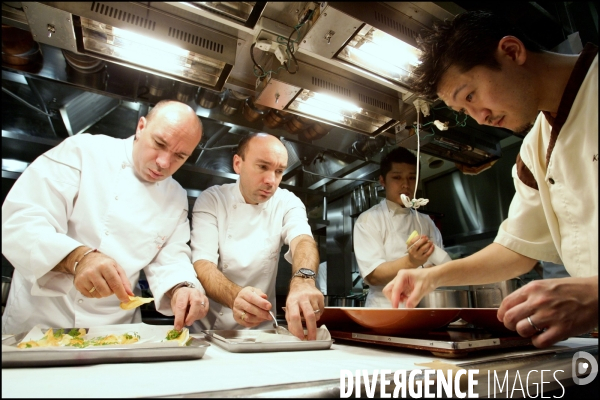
[269,311,289,335]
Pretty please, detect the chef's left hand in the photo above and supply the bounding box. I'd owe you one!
[285,279,324,341]
[170,287,209,330]
[497,276,598,348]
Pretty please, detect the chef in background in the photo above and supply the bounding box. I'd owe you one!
[190,133,324,340]
[2,100,208,334]
[354,146,451,308]
[384,11,598,348]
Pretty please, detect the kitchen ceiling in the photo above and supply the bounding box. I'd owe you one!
[2,1,583,212]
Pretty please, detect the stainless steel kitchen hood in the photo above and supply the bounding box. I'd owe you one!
[22,2,237,91]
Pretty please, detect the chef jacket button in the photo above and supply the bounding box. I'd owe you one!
[224,264,228,269]
[228,235,232,239]
[219,312,223,316]
[233,205,237,209]
[78,299,83,304]
[115,196,118,200]
[549,178,555,184]
[122,163,126,169]
[105,231,109,236]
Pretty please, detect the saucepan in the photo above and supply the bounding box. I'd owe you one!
[470,278,524,308]
[417,289,471,308]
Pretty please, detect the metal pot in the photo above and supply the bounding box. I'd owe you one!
[417,289,471,308]
[470,278,524,308]
[2,276,11,306]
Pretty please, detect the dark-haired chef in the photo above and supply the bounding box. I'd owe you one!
[354,146,451,307]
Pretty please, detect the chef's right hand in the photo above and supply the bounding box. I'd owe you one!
[407,234,435,267]
[383,267,436,308]
[232,286,272,327]
[73,251,134,303]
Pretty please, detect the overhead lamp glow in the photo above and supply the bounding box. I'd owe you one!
[288,89,392,134]
[80,17,226,87]
[337,25,422,86]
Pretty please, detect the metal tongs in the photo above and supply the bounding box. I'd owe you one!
[269,311,290,335]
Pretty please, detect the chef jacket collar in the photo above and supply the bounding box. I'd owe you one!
[124,134,134,166]
[385,199,411,216]
[233,178,270,210]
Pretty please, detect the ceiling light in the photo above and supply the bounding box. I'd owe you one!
[22,2,237,91]
[80,17,225,87]
[336,25,422,87]
[254,60,401,137]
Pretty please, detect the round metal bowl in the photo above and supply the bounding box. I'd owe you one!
[470,278,523,308]
[417,289,471,308]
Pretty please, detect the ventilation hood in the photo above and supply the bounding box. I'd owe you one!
[22,2,238,91]
[3,1,543,210]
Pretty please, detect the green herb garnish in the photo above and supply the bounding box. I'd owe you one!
[166,329,183,340]
[53,329,64,338]
[68,328,81,337]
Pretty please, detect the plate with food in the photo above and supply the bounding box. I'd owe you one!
[2,323,209,368]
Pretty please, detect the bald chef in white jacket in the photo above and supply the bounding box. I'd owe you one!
[2,100,209,334]
[354,146,451,308]
[190,133,324,340]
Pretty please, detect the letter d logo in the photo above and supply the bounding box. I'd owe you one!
[572,351,598,385]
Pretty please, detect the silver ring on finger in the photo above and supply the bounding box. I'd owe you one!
[314,309,320,314]
[527,316,544,333]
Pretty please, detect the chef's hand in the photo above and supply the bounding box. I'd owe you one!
[407,234,435,267]
[232,286,272,327]
[73,251,134,303]
[171,287,209,330]
[286,279,324,341]
[497,277,598,348]
[383,267,436,308]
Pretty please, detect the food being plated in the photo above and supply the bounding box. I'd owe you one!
[406,230,420,245]
[165,328,191,346]
[120,296,154,310]
[17,328,140,349]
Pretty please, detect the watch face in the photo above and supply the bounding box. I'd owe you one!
[299,268,316,277]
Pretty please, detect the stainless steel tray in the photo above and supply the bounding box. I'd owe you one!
[2,331,210,368]
[204,329,334,353]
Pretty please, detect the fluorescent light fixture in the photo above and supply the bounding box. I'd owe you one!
[337,25,422,86]
[80,17,225,87]
[288,89,392,134]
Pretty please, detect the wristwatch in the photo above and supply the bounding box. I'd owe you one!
[292,268,316,280]
[171,281,196,294]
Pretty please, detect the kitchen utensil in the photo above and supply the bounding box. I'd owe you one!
[269,311,289,335]
[342,307,461,334]
[417,289,471,308]
[470,278,524,308]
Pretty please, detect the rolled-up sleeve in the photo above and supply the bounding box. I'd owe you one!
[2,144,85,296]
[144,207,203,316]
[494,165,562,264]
[190,189,221,265]
[281,194,312,263]
[353,213,386,284]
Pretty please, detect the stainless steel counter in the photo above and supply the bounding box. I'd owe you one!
[2,335,597,398]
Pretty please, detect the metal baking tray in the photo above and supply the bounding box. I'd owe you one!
[204,329,334,353]
[329,329,532,358]
[2,331,210,368]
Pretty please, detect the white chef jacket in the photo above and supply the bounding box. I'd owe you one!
[190,180,313,331]
[2,134,201,335]
[494,46,598,278]
[353,199,450,308]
